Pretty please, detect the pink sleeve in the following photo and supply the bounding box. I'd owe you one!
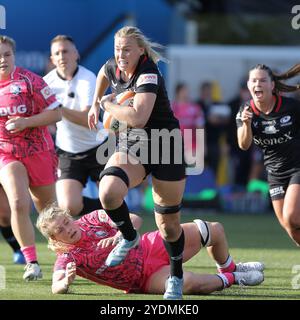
[53,254,72,272]
[80,210,114,226]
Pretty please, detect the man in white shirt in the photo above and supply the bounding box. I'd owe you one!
[44,35,106,216]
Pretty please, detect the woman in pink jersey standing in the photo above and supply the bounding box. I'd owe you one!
[0,36,61,280]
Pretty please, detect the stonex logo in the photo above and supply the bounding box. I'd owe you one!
[253,132,292,146]
[0,5,5,29]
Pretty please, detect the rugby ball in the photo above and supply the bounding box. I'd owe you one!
[5,123,16,131]
[102,90,135,132]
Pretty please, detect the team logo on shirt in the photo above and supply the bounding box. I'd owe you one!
[280,115,291,124]
[40,86,52,99]
[136,73,158,87]
[263,125,279,134]
[261,120,278,134]
[98,210,109,222]
[280,115,292,127]
[10,84,21,95]
[95,231,108,238]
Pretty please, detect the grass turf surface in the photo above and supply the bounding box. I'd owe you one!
[0,211,299,300]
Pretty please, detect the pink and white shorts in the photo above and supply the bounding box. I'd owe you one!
[0,150,58,186]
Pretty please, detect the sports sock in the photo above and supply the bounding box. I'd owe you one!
[163,229,185,279]
[216,272,235,288]
[104,201,136,241]
[21,245,38,264]
[79,197,102,216]
[216,255,236,273]
[0,226,21,252]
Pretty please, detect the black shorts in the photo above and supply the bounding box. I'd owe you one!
[57,146,105,187]
[268,169,300,200]
[117,129,186,181]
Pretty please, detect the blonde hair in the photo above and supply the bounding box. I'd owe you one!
[50,34,75,46]
[0,35,16,53]
[36,204,74,254]
[115,26,167,64]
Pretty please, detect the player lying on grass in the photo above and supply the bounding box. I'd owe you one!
[37,205,264,296]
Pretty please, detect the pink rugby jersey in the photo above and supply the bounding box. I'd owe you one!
[54,210,144,293]
[0,67,59,157]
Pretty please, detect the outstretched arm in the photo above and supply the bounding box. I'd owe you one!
[52,262,76,294]
[60,107,90,128]
[88,65,110,130]
[237,106,253,150]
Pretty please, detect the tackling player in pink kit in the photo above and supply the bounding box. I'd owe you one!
[0,35,61,281]
[37,205,264,296]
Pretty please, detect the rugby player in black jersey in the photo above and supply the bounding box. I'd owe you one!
[88,26,186,299]
[237,63,300,247]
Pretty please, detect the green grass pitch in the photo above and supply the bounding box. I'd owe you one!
[0,211,299,300]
